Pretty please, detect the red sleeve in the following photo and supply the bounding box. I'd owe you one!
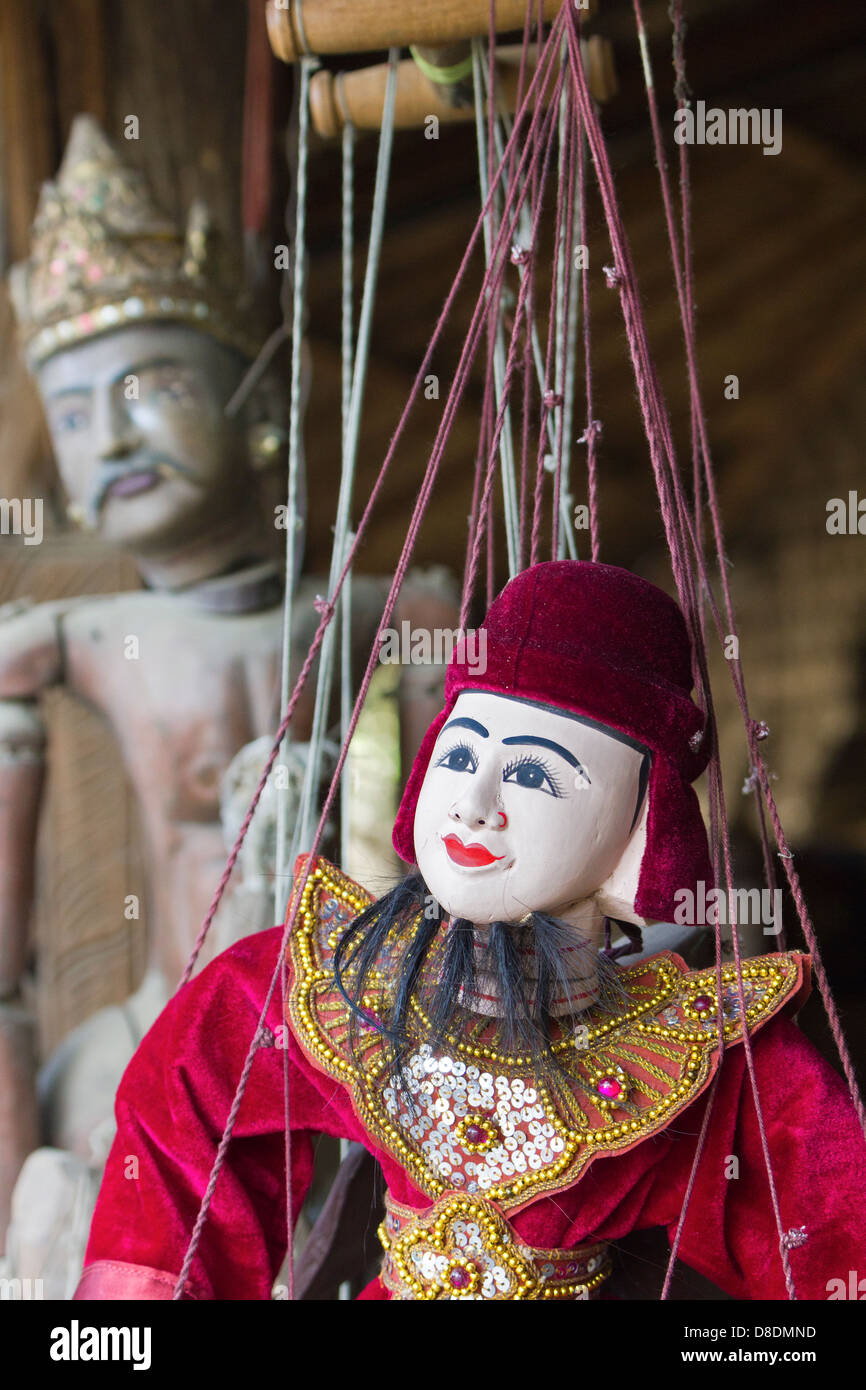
[77,927,353,1300]
[637,1015,866,1299]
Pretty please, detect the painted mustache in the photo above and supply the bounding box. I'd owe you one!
[89,454,198,520]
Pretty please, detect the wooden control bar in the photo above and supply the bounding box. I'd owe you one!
[308,37,616,138]
[266,0,596,64]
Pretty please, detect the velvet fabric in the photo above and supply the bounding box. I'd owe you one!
[76,925,866,1301]
[391,561,713,923]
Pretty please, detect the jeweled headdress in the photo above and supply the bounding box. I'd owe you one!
[9,115,262,366]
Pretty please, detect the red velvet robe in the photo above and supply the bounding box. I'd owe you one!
[74,858,866,1301]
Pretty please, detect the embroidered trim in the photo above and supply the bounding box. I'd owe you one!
[379,1192,611,1301]
[287,857,808,1214]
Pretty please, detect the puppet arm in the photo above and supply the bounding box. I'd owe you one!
[74,926,354,1300]
[639,1014,866,1300]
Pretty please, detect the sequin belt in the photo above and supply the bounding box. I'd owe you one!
[378,1191,612,1301]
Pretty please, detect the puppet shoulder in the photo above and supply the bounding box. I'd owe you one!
[617,946,810,1047]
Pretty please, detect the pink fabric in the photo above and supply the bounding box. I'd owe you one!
[391,561,713,923]
[76,925,866,1300]
[74,1260,198,1300]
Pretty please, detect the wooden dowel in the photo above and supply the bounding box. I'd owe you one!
[308,38,616,139]
[266,0,596,65]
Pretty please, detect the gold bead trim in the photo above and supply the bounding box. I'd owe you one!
[378,1192,612,1301]
[287,856,806,1215]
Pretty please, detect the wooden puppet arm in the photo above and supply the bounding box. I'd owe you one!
[0,597,64,996]
[0,698,45,1250]
[0,598,64,1251]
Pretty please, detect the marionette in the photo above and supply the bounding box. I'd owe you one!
[73,560,866,1300]
[0,114,456,1277]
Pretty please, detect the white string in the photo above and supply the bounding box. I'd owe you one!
[478,48,579,561]
[274,55,315,919]
[341,120,355,451]
[339,120,356,867]
[472,37,520,578]
[286,48,400,892]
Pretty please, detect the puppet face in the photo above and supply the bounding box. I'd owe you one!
[413,690,648,926]
[37,322,253,553]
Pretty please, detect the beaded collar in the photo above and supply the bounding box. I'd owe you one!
[286,856,809,1215]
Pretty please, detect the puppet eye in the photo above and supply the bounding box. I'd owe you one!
[501,754,563,797]
[435,741,478,774]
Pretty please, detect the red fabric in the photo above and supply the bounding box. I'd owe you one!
[391,561,713,922]
[79,926,866,1300]
[74,1260,192,1300]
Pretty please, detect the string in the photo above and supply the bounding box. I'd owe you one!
[642,0,864,1119]
[576,118,600,561]
[289,49,400,880]
[273,55,314,921]
[548,75,576,558]
[180,11,567,987]
[173,12,572,1290]
[473,37,521,576]
[172,0,864,1305]
[565,0,804,1293]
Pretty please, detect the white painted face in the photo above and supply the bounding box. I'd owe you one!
[413,689,648,926]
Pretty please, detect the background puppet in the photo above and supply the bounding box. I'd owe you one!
[0,115,457,1285]
[74,560,866,1300]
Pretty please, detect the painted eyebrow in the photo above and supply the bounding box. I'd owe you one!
[45,357,190,399]
[44,386,92,401]
[501,734,589,777]
[440,717,489,738]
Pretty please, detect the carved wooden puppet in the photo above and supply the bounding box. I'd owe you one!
[0,115,456,1274]
[73,561,866,1300]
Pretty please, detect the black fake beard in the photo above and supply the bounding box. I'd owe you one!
[332,872,630,1090]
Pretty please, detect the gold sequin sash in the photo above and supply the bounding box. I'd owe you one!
[379,1191,612,1301]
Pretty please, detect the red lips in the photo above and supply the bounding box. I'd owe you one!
[442,834,505,867]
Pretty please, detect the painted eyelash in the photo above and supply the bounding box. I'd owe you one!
[501,753,564,797]
[434,740,478,771]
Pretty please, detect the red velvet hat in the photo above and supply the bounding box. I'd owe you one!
[392,560,713,923]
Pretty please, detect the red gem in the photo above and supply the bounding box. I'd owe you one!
[694,994,713,1013]
[464,1123,490,1146]
[449,1265,471,1290]
[597,1076,622,1100]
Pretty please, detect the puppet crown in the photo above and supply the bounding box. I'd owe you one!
[9,115,262,366]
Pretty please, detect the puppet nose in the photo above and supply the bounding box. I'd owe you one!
[449,777,507,829]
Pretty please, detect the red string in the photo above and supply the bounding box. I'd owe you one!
[173,10,572,1294]
[577,114,600,561]
[635,0,865,1134]
[549,79,578,558]
[173,0,864,1304]
[567,0,804,1293]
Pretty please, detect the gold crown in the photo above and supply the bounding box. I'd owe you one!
[9,115,263,366]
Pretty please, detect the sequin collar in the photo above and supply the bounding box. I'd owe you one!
[286,856,810,1215]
